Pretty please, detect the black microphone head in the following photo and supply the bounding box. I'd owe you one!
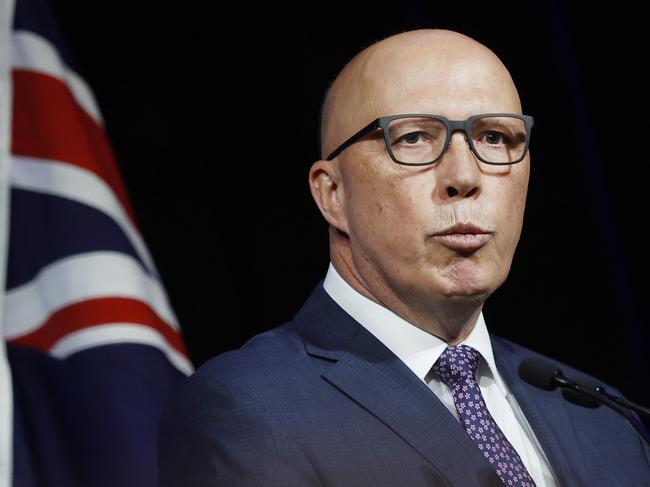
[518,357,561,391]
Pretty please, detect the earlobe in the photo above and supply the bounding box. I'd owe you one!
[308,160,349,234]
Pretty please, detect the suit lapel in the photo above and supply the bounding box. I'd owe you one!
[295,283,503,487]
[491,337,592,487]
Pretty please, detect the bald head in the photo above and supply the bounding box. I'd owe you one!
[319,29,522,159]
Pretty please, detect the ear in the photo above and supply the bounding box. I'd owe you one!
[308,159,349,234]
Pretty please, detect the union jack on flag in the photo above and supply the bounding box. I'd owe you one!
[0,0,192,485]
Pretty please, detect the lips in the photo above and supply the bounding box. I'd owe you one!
[431,223,493,252]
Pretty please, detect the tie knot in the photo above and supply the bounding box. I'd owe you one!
[432,345,480,386]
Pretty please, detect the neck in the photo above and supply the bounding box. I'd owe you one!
[330,229,484,344]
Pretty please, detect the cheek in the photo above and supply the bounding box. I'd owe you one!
[492,174,528,252]
[347,174,426,257]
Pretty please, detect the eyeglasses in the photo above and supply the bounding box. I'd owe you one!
[325,113,534,166]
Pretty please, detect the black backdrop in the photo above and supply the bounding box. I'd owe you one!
[46,1,649,414]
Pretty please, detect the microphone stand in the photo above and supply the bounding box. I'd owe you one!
[595,386,650,418]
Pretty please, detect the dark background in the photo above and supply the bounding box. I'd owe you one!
[48,1,649,412]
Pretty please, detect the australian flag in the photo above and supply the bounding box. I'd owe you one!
[0,0,192,485]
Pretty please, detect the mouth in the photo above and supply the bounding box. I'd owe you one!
[430,223,494,253]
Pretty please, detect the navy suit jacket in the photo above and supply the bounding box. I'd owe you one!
[159,282,650,486]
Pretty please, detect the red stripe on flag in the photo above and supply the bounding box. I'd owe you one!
[7,297,188,356]
[11,69,138,226]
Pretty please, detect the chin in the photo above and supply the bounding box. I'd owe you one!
[435,270,500,301]
[434,262,499,298]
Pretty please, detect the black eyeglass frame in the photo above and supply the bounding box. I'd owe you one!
[325,113,535,166]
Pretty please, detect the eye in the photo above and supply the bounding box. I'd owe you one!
[483,131,508,145]
[397,132,426,145]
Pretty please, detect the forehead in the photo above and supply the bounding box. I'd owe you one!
[353,47,521,123]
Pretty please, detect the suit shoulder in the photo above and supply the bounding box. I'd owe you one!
[165,321,313,419]
[158,321,323,485]
[194,320,307,381]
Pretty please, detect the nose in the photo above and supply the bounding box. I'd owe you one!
[436,131,481,200]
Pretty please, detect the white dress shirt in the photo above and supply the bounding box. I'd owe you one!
[323,262,558,487]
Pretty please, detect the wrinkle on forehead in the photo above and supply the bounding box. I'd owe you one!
[320,29,522,159]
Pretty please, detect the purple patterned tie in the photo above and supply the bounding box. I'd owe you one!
[432,345,536,487]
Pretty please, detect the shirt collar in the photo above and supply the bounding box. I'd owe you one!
[322,262,509,397]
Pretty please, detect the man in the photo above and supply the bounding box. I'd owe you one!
[158,29,650,486]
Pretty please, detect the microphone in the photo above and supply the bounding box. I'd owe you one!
[518,357,650,445]
[518,358,599,407]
